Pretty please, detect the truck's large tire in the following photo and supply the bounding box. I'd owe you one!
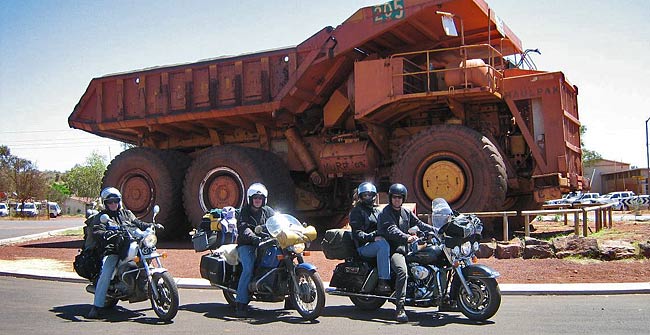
[182,146,294,228]
[102,147,189,240]
[391,125,507,214]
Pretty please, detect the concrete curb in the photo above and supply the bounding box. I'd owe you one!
[1,269,649,295]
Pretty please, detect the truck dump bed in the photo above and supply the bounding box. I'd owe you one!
[69,0,522,149]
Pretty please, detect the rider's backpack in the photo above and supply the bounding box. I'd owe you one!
[321,229,356,260]
[73,214,101,280]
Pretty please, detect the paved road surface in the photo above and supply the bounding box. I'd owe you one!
[0,276,647,335]
[0,217,84,240]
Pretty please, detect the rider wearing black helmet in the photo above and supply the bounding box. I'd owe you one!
[348,182,391,294]
[378,183,435,323]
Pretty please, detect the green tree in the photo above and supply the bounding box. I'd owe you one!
[64,152,107,198]
[580,125,602,168]
[0,146,48,216]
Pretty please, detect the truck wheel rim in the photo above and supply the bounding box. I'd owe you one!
[199,167,245,211]
[421,160,466,203]
[120,170,154,214]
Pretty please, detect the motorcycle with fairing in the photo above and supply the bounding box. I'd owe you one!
[326,198,501,321]
[200,213,326,320]
[85,205,180,321]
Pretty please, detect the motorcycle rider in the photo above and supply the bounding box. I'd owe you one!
[87,187,163,319]
[349,182,391,294]
[378,183,436,323]
[235,182,276,317]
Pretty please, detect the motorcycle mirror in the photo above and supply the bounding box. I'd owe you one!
[99,214,110,224]
[254,225,264,234]
[152,205,160,221]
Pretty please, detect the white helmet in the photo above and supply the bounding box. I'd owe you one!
[247,183,268,206]
[100,187,122,209]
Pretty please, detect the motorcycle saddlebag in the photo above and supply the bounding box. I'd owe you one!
[330,261,374,292]
[321,229,356,260]
[200,254,233,285]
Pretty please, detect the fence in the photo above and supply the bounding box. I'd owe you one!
[462,203,615,241]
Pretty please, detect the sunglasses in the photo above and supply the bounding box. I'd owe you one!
[105,198,120,205]
[360,192,374,198]
[252,195,265,200]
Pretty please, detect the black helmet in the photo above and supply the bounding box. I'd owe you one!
[388,183,407,199]
[357,182,377,206]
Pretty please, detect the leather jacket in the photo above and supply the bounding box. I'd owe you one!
[236,205,275,246]
[349,203,381,249]
[378,206,435,254]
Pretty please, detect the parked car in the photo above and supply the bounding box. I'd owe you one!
[16,202,39,217]
[48,202,62,218]
[596,191,636,210]
[0,203,8,217]
[545,191,582,205]
[572,192,601,205]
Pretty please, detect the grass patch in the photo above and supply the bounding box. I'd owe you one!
[561,255,603,264]
[56,227,84,236]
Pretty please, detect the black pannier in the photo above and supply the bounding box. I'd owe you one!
[329,261,374,292]
[440,213,483,239]
[321,229,356,260]
[73,249,100,280]
[199,254,234,285]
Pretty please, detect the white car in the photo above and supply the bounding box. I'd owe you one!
[596,191,636,210]
[16,202,39,217]
[0,203,8,217]
[48,202,62,218]
[545,192,582,205]
[572,192,601,205]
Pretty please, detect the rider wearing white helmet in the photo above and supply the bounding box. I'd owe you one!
[87,187,162,319]
[235,182,276,317]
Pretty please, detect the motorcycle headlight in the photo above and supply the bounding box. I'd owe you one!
[473,241,480,251]
[288,243,305,254]
[460,241,472,257]
[452,246,461,257]
[142,234,157,249]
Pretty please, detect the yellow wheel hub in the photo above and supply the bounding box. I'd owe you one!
[422,160,465,203]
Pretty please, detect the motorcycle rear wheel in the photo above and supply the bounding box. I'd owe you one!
[223,290,237,307]
[349,296,386,311]
[350,297,386,311]
[149,272,179,321]
[290,268,325,321]
[457,277,501,321]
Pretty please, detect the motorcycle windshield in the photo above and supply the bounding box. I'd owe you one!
[265,214,302,237]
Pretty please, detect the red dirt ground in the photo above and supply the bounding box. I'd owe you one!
[1,216,649,283]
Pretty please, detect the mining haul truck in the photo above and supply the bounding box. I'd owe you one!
[69,0,586,238]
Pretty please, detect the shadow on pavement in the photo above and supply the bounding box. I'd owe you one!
[180,302,319,325]
[50,303,172,325]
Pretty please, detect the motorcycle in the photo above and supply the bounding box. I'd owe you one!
[326,199,501,321]
[85,205,180,321]
[199,213,325,320]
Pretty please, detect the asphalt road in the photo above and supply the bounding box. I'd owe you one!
[0,276,647,335]
[0,217,84,240]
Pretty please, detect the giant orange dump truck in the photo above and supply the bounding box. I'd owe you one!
[69,0,586,237]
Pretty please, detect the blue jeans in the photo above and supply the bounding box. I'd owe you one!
[94,254,119,308]
[235,245,256,304]
[357,239,390,280]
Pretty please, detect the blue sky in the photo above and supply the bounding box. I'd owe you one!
[1,0,649,172]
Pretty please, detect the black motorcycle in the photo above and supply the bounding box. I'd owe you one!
[199,213,326,320]
[326,201,501,321]
[84,205,180,321]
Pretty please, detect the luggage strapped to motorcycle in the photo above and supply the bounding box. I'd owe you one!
[321,229,357,260]
[192,207,239,252]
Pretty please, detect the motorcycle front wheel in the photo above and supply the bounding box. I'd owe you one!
[149,272,179,321]
[349,296,386,310]
[290,268,325,321]
[457,277,501,321]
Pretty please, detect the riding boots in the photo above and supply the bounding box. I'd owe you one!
[395,303,408,323]
[235,302,249,318]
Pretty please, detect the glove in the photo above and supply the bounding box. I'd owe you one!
[154,223,165,231]
[103,230,124,255]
